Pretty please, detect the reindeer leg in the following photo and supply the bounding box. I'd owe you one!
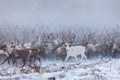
[36,57,41,66]
[41,54,46,60]
[83,55,88,62]
[7,57,11,64]
[112,52,114,58]
[64,56,69,63]
[29,59,32,67]
[32,58,36,66]
[74,56,78,62]
[80,55,83,62]
[32,57,41,66]
[22,58,26,67]
[112,52,116,58]
[115,52,117,59]
[7,55,12,64]
[9,55,15,65]
[12,57,16,64]
[1,57,10,64]
[12,57,18,66]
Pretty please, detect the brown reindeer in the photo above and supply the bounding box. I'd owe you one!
[85,44,96,52]
[26,46,45,66]
[85,43,96,58]
[85,43,105,58]
[0,44,42,67]
[54,47,66,60]
[0,44,32,67]
[111,43,120,58]
[51,40,67,60]
[55,47,66,55]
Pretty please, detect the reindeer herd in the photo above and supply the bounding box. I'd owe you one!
[0,36,120,67]
[0,26,120,67]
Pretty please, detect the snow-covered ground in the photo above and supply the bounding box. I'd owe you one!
[0,57,120,80]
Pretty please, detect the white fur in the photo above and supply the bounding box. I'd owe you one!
[24,43,32,48]
[64,45,87,62]
[28,50,32,58]
[15,45,23,49]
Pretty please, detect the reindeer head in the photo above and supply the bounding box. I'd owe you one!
[2,45,7,48]
[65,42,71,47]
[0,44,7,50]
[64,42,72,52]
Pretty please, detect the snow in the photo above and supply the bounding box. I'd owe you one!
[0,50,4,54]
[0,58,120,80]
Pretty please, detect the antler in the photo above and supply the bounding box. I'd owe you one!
[69,34,76,44]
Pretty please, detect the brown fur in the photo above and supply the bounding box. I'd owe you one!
[53,47,67,60]
[55,47,66,55]
[0,45,43,67]
[85,44,105,58]
[111,43,120,58]
[85,44,96,52]
[29,47,45,59]
[25,47,43,66]
[96,47,104,54]
[111,43,120,53]
[31,66,40,73]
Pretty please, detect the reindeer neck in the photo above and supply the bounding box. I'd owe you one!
[66,46,70,50]
[4,47,13,54]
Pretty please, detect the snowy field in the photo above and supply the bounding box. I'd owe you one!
[0,56,120,80]
[0,0,120,80]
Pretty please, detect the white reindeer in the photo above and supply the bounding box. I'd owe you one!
[64,43,87,63]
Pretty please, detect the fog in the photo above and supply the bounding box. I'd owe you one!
[0,0,120,27]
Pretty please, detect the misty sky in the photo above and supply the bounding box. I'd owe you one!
[0,0,120,26]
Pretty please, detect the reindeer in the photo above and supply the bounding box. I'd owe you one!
[52,42,67,60]
[111,43,120,58]
[0,44,42,67]
[61,34,88,63]
[27,46,45,66]
[0,44,31,66]
[55,47,66,56]
[85,43,105,58]
[85,43,96,51]
[64,42,87,62]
